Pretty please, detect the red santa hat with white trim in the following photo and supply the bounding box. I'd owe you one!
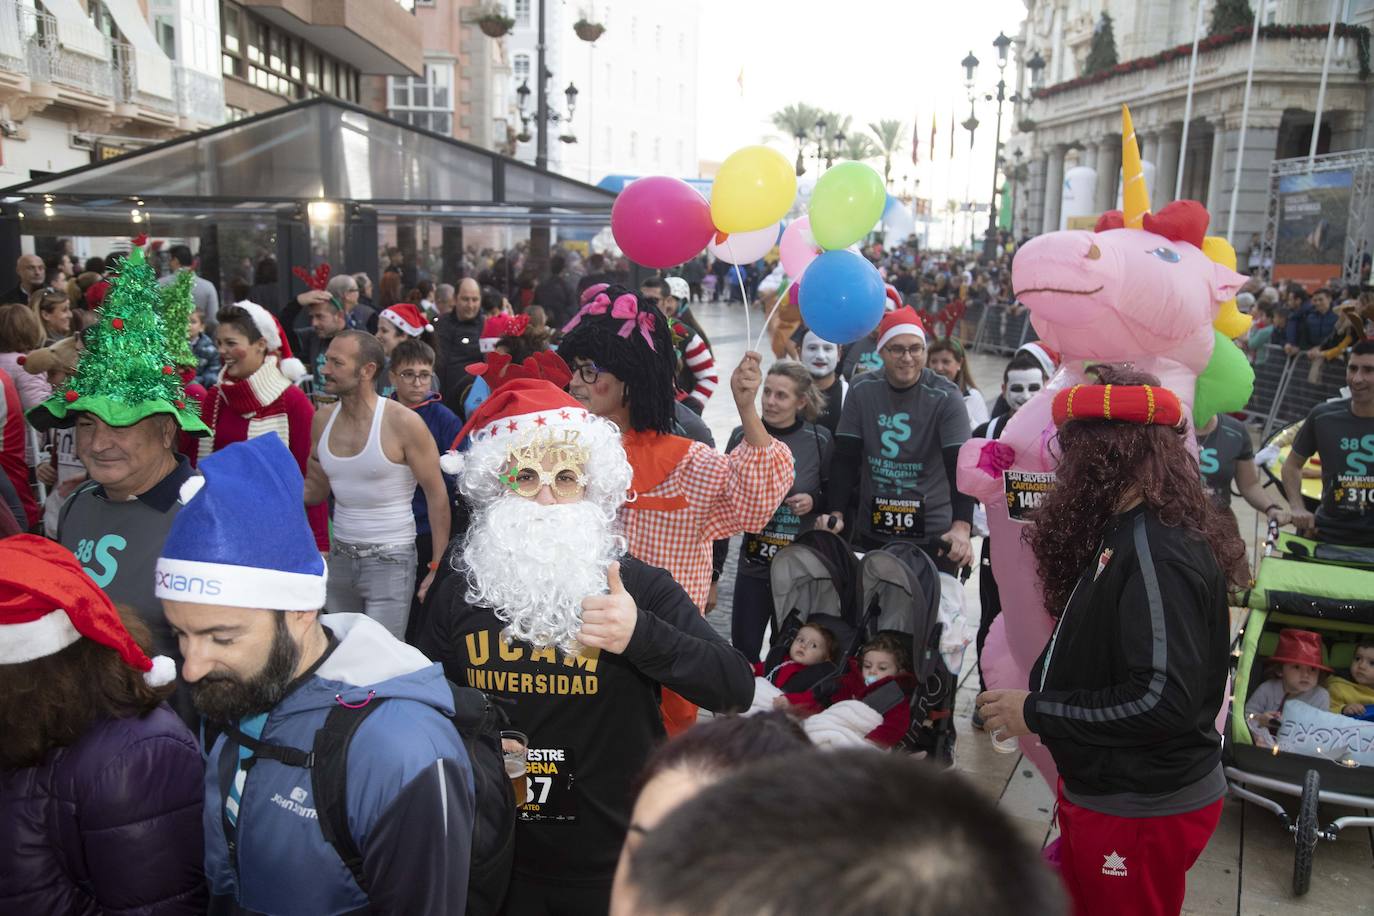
[875,306,927,352]
[379,302,434,339]
[0,535,175,686]
[1015,341,1061,379]
[235,300,308,383]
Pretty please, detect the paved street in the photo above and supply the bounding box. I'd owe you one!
[688,298,1374,915]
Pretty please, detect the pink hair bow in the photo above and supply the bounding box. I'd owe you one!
[561,291,658,351]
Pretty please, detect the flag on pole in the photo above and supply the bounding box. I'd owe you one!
[949,107,955,158]
[912,111,920,164]
[929,113,937,162]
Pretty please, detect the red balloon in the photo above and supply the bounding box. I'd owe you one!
[611,177,714,269]
[788,282,800,306]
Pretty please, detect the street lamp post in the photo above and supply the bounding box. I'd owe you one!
[982,31,1012,258]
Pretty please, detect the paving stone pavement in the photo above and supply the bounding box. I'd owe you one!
[686,298,1374,914]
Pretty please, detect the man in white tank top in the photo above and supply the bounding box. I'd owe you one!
[305,331,451,639]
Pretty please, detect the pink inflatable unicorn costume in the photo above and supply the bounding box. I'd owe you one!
[958,105,1247,782]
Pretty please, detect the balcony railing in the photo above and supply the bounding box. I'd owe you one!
[5,2,116,99]
[1029,31,1367,130]
[111,39,176,116]
[176,64,224,126]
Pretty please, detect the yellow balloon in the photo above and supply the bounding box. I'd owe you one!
[711,146,797,234]
[1202,236,1253,339]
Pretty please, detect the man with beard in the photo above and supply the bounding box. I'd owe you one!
[305,330,450,638]
[559,283,793,734]
[157,434,474,916]
[420,378,753,916]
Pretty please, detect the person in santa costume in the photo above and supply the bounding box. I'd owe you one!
[373,301,436,396]
[977,366,1248,916]
[0,535,205,914]
[422,377,753,915]
[197,301,329,552]
[558,283,793,734]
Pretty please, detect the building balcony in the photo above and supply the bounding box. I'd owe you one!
[1025,27,1369,138]
[0,1,114,114]
[175,65,226,129]
[112,39,178,127]
[238,0,423,76]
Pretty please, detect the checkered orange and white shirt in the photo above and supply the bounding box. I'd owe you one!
[621,438,795,614]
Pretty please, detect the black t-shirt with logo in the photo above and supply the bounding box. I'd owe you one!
[1293,400,1374,546]
[418,555,753,886]
[1198,415,1254,509]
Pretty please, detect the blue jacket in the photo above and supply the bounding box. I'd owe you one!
[204,614,475,915]
[1285,305,1339,349]
[399,394,462,535]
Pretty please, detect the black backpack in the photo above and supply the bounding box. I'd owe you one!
[222,682,516,915]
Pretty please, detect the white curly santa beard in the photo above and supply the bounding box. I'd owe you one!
[461,495,625,653]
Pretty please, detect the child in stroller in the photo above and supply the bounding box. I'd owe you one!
[753,622,841,715]
[1244,628,1331,747]
[826,633,918,749]
[1327,638,1374,719]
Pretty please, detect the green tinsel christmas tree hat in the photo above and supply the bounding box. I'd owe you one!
[28,245,209,435]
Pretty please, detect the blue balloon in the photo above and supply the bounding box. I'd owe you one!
[798,249,885,345]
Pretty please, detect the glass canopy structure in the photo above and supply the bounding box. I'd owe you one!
[1,97,616,296]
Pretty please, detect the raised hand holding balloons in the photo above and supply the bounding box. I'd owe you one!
[808,161,886,250]
[711,146,797,234]
[611,176,714,269]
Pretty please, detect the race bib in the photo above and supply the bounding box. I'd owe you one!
[870,495,924,538]
[1334,474,1374,515]
[519,746,577,822]
[743,505,802,563]
[1004,471,1056,522]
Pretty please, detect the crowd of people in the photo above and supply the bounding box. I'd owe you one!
[1,220,1372,916]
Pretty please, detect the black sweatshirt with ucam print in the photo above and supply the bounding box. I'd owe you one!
[419,554,753,886]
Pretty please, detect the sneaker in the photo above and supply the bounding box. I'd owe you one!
[971,706,985,730]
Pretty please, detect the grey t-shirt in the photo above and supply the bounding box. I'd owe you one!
[728,420,833,577]
[1198,414,1254,509]
[1293,400,1374,546]
[837,370,971,543]
[57,457,196,659]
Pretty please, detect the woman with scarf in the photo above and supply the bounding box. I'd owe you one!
[198,301,329,551]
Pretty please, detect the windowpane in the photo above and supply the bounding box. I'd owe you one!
[222,52,234,75]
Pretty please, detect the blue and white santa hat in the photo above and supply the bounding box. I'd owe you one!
[155,433,326,610]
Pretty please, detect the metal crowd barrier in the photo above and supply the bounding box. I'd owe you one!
[969,302,1034,355]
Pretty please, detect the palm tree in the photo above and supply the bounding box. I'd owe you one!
[770,102,824,174]
[841,133,878,162]
[868,119,906,186]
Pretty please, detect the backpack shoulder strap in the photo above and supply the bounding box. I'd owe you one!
[310,697,390,895]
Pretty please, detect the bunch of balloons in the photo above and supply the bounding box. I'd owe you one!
[608,146,889,344]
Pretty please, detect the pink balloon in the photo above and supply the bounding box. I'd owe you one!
[779,217,820,278]
[611,176,714,269]
[707,222,780,265]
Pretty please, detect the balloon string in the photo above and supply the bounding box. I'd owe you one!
[753,278,791,354]
[725,237,751,348]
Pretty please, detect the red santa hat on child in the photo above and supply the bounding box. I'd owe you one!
[379,302,434,339]
[875,306,927,352]
[235,300,307,383]
[479,313,529,353]
[0,535,175,686]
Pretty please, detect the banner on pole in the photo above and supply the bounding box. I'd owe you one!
[1273,168,1352,290]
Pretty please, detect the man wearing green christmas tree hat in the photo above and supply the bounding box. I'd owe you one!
[28,245,209,727]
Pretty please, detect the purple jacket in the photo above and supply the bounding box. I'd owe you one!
[0,704,206,914]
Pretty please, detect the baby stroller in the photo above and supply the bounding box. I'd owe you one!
[765,529,864,706]
[856,541,953,763]
[1225,521,1374,895]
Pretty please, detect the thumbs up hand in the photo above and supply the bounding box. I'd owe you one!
[578,561,638,655]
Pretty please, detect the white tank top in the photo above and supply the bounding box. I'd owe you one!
[319,397,417,544]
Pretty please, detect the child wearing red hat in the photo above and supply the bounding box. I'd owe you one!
[1244,628,1332,747]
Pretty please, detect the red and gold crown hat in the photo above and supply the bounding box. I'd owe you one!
[1052,383,1183,428]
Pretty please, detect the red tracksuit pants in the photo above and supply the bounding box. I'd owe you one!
[1055,784,1223,916]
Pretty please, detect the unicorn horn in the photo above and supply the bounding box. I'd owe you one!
[1121,104,1151,229]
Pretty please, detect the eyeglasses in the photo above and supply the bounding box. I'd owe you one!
[503,464,588,500]
[574,362,607,384]
[396,369,432,384]
[882,344,924,360]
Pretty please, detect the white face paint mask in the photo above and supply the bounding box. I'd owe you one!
[1004,369,1045,411]
[802,332,839,378]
